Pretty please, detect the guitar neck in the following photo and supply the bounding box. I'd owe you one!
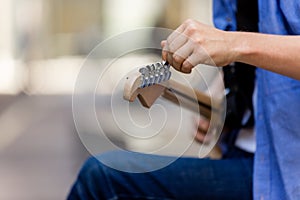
[161,80,220,119]
[123,69,222,119]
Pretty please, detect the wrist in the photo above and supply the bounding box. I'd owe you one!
[226,31,254,64]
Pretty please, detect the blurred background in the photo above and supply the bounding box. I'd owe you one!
[0,0,215,199]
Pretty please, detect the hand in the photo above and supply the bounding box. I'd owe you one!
[161,19,236,73]
[195,117,212,144]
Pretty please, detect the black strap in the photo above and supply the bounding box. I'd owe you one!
[223,0,258,129]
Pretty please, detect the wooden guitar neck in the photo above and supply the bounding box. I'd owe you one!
[123,69,221,119]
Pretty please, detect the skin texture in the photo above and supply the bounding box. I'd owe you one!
[162,19,300,80]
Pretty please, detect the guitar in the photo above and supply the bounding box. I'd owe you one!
[123,61,222,119]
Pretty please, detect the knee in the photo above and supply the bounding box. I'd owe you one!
[78,151,122,180]
[77,156,104,183]
[67,157,104,199]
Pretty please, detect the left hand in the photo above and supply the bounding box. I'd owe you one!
[194,117,211,144]
[161,19,236,73]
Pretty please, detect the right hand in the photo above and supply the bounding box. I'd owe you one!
[161,19,235,74]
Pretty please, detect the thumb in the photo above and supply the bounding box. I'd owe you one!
[161,40,166,48]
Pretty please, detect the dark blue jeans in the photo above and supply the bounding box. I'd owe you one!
[68,147,253,200]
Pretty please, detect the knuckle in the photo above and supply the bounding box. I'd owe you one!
[194,37,205,45]
[185,24,199,36]
[173,54,182,63]
[184,18,195,25]
[182,62,192,73]
[186,25,197,35]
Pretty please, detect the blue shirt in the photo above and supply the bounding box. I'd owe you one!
[213,1,300,199]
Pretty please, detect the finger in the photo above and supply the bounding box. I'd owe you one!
[167,52,174,68]
[196,131,212,144]
[181,60,193,73]
[163,41,175,68]
[193,116,210,144]
[162,41,173,66]
[164,23,187,65]
[167,23,186,44]
[172,40,194,71]
[166,33,183,68]
[181,50,201,73]
[195,130,206,143]
[161,40,167,60]
[161,40,166,48]
[198,117,210,131]
[168,35,189,70]
[168,32,188,53]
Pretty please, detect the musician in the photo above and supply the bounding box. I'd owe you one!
[68,0,300,199]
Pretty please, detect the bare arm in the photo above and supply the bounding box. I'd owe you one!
[162,19,300,80]
[232,32,300,80]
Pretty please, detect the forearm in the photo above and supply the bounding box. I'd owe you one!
[163,19,300,80]
[229,32,300,80]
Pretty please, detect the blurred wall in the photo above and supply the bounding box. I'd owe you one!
[13,0,213,60]
[0,0,214,95]
[0,1,217,199]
